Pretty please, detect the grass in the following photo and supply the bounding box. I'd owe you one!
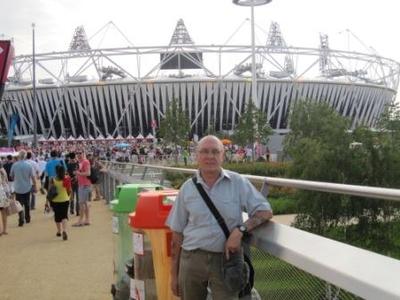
[250,247,361,299]
[269,196,298,215]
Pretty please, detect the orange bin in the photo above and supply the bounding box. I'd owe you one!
[129,190,179,300]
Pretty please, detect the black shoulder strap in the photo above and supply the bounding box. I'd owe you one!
[192,176,230,239]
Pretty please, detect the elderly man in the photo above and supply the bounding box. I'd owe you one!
[10,150,37,226]
[166,135,273,300]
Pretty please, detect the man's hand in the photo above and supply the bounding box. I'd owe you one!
[225,228,243,260]
[170,232,183,297]
[171,273,180,297]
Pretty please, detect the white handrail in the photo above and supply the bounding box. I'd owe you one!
[103,161,400,299]
[104,161,400,202]
[253,221,400,300]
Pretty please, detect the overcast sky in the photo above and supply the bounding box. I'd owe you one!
[1,0,399,92]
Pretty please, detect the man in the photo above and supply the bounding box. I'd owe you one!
[44,150,67,187]
[66,152,79,215]
[10,150,37,226]
[166,135,273,300]
[86,154,103,201]
[37,155,47,194]
[3,155,14,194]
[73,151,91,226]
[25,151,40,210]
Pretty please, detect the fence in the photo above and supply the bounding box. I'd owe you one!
[99,161,400,300]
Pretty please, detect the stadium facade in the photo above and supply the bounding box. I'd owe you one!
[1,20,400,140]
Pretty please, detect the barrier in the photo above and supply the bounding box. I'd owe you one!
[101,161,400,300]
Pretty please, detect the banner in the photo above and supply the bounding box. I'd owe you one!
[7,113,19,146]
[0,40,14,100]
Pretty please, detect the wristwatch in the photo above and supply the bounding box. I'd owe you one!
[237,224,248,235]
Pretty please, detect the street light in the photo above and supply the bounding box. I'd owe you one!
[32,23,37,148]
[233,0,272,108]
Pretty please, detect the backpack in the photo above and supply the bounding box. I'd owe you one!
[87,166,99,184]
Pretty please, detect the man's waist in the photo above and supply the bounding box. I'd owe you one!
[182,248,222,255]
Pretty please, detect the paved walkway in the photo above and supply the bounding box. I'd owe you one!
[0,187,295,300]
[0,195,113,300]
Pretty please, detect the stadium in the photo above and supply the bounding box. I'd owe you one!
[1,19,400,143]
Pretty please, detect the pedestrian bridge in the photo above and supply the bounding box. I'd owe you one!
[102,161,400,300]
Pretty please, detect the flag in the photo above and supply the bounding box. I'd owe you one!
[7,113,20,146]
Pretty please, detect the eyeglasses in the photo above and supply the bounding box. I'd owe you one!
[198,149,222,156]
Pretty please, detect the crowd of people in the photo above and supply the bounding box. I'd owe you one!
[13,138,271,165]
[0,138,271,240]
[0,148,105,240]
[0,135,274,299]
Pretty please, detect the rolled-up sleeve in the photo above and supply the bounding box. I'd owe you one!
[165,186,189,233]
[240,177,272,217]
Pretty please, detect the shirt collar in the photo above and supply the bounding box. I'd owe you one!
[195,168,231,185]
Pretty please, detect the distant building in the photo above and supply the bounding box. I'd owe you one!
[2,20,399,140]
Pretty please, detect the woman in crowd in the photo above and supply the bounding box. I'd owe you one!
[47,165,71,240]
[0,163,10,236]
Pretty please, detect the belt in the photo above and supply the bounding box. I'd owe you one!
[182,248,222,255]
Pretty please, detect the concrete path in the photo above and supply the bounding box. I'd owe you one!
[0,195,114,300]
[273,214,296,226]
[0,187,296,300]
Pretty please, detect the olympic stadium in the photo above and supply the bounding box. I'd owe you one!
[1,19,400,142]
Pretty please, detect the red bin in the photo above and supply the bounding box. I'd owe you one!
[129,190,178,300]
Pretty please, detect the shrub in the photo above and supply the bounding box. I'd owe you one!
[269,197,298,215]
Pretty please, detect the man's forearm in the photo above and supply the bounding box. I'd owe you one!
[244,210,273,232]
[171,232,183,276]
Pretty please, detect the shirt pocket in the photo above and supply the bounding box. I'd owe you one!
[219,196,241,226]
[185,197,211,226]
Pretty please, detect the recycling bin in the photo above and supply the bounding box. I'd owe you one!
[129,190,178,300]
[110,183,162,300]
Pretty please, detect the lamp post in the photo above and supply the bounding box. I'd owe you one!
[32,23,37,148]
[232,0,272,107]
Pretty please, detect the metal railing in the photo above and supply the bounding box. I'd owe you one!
[99,161,400,300]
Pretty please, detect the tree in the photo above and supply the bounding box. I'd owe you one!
[284,101,352,233]
[232,100,272,152]
[158,98,190,161]
[284,101,400,256]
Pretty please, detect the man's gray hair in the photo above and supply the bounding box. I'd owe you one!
[197,135,224,151]
[18,150,26,160]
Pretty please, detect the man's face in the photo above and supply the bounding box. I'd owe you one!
[76,152,84,161]
[196,138,224,174]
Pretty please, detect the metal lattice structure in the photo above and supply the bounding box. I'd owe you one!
[2,20,400,138]
[169,19,195,46]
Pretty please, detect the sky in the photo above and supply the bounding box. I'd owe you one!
[1,0,400,93]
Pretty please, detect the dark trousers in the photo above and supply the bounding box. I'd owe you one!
[70,185,79,215]
[16,192,31,225]
[30,186,36,209]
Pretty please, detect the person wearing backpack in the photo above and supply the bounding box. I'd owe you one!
[166,135,273,300]
[47,165,71,240]
[86,154,103,201]
[66,152,79,215]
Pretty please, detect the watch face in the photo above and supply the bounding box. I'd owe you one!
[239,225,246,232]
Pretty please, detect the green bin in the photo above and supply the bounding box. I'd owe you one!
[110,183,162,300]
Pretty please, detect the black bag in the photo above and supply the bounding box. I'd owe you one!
[222,247,250,293]
[46,183,58,202]
[87,166,99,184]
[192,177,254,297]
